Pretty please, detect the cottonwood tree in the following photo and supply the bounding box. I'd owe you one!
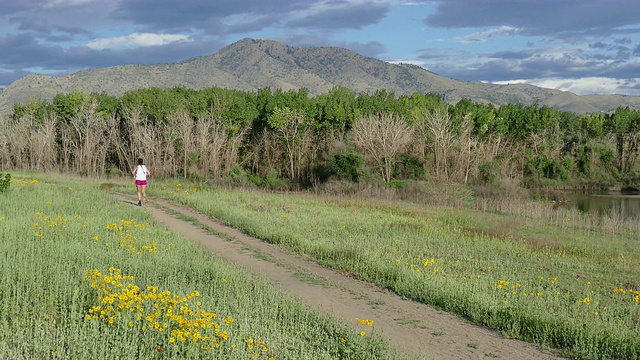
[350,113,413,182]
[267,106,312,180]
[610,107,640,175]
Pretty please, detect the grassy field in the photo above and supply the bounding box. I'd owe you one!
[0,172,397,359]
[116,177,640,360]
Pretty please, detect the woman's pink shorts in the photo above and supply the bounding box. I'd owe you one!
[135,180,148,186]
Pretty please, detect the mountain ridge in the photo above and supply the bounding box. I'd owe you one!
[1,37,638,117]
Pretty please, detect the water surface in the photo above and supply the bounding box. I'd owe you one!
[565,190,640,221]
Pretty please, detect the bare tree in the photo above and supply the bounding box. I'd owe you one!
[0,121,9,170]
[29,112,57,172]
[205,120,250,179]
[350,113,413,182]
[423,108,457,181]
[62,102,110,176]
[192,119,211,177]
[190,118,249,179]
[105,113,128,174]
[5,115,31,169]
[246,129,281,178]
[446,114,479,184]
[195,108,236,179]
[124,108,164,177]
[167,110,195,178]
[221,125,250,177]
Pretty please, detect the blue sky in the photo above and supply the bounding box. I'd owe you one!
[1,0,639,96]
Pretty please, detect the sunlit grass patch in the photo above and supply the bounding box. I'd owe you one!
[144,178,640,359]
[0,173,398,359]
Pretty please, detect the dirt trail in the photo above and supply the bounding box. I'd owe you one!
[124,195,566,360]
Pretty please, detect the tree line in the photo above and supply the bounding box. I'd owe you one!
[1,85,639,190]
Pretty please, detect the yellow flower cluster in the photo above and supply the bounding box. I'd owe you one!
[395,257,439,275]
[613,287,640,304]
[102,219,157,255]
[354,317,374,338]
[495,279,510,289]
[244,338,273,359]
[15,178,40,187]
[166,183,200,195]
[85,267,235,351]
[356,318,374,326]
[32,211,68,237]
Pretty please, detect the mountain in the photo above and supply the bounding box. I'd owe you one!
[1,38,639,117]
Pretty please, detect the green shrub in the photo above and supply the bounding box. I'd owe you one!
[395,154,425,180]
[479,160,501,184]
[329,152,364,182]
[105,168,124,178]
[0,173,11,193]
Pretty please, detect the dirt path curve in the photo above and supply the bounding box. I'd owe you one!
[126,195,565,360]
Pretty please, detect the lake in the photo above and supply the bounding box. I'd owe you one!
[564,191,640,221]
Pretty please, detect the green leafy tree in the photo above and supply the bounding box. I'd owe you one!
[267,106,311,180]
[451,98,496,139]
[607,107,640,176]
[120,87,185,125]
[12,98,51,124]
[312,86,358,131]
[53,90,92,122]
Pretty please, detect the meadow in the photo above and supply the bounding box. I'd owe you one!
[125,178,640,360]
[0,172,396,359]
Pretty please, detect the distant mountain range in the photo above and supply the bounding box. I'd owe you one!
[1,37,639,117]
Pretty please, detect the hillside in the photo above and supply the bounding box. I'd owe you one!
[1,38,638,117]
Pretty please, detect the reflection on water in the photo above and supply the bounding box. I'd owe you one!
[565,190,640,222]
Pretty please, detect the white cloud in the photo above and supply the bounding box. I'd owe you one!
[400,1,428,5]
[388,59,426,66]
[456,26,521,44]
[86,33,191,50]
[495,77,640,96]
[44,0,95,8]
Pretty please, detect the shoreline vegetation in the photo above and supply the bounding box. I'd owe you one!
[2,171,638,359]
[2,86,640,194]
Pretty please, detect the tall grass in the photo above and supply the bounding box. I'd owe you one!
[142,178,640,360]
[0,173,398,359]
